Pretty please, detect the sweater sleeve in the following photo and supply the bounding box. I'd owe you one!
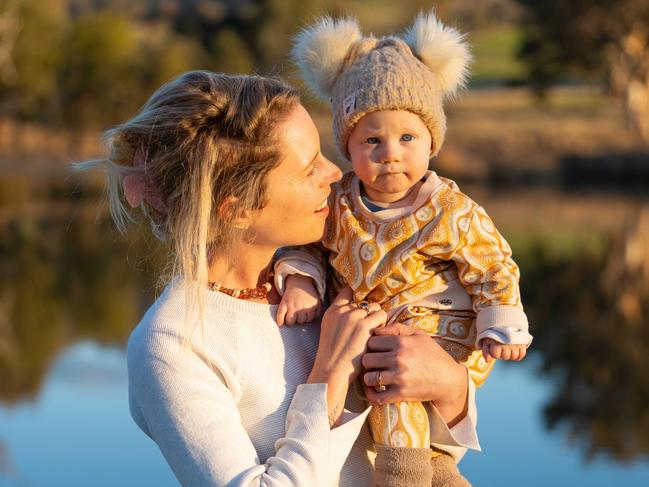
[274,243,330,300]
[127,328,369,487]
[450,205,532,346]
[429,367,480,463]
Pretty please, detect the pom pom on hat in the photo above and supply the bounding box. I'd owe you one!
[402,11,472,96]
[291,11,472,160]
[291,17,362,100]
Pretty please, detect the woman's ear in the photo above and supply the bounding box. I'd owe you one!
[218,196,251,230]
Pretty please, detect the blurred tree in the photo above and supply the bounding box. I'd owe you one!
[0,205,163,404]
[1,1,206,128]
[59,10,207,128]
[0,0,19,85]
[58,11,143,128]
[211,25,254,74]
[515,0,649,143]
[521,211,649,461]
[169,0,335,74]
[3,0,530,129]
[0,0,68,121]
[138,23,208,95]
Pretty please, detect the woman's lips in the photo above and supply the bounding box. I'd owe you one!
[315,196,329,214]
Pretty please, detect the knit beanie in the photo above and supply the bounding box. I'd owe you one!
[291,12,471,160]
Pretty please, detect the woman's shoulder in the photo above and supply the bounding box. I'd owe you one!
[127,284,239,366]
[126,284,265,408]
[127,282,280,367]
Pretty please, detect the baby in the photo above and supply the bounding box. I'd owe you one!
[275,12,533,487]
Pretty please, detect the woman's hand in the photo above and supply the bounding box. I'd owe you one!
[308,287,386,427]
[361,323,469,427]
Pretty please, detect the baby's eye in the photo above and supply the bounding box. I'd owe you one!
[308,161,319,176]
[401,134,414,142]
[366,137,380,144]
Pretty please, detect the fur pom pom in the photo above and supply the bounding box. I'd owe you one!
[402,11,472,96]
[291,17,362,100]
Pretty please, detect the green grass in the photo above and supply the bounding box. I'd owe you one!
[470,26,526,82]
[506,230,608,268]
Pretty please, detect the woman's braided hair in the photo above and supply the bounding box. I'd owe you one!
[77,71,299,332]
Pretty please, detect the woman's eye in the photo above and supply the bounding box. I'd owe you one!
[401,134,414,142]
[366,137,380,144]
[308,162,319,176]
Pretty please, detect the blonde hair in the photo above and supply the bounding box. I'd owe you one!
[77,71,299,332]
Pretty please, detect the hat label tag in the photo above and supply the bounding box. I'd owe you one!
[343,94,356,119]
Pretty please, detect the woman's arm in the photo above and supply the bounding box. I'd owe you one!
[128,336,366,486]
[127,287,384,487]
[308,287,386,426]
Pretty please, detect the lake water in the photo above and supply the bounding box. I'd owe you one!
[1,179,648,486]
[2,343,648,486]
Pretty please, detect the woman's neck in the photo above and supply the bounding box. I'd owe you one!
[208,244,280,304]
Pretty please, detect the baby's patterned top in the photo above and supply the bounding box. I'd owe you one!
[276,171,531,346]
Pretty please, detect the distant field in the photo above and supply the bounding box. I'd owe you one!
[311,85,638,178]
[438,86,638,179]
[2,86,645,262]
[1,84,638,182]
[471,26,526,83]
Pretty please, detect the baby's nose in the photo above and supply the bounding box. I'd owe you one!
[380,142,401,163]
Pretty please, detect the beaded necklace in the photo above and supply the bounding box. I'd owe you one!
[207,271,274,300]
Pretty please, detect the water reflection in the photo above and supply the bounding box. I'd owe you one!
[0,182,166,404]
[0,439,12,476]
[521,207,649,462]
[0,176,648,466]
[0,437,29,487]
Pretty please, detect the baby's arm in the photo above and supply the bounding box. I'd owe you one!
[277,274,323,326]
[274,244,329,326]
[448,204,533,358]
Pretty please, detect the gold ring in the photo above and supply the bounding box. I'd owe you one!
[356,301,370,315]
[375,370,387,392]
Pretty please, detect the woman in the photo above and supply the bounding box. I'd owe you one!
[83,71,477,486]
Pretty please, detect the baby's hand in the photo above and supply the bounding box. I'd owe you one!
[276,274,322,326]
[481,338,527,363]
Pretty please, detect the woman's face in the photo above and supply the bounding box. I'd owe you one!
[248,104,342,248]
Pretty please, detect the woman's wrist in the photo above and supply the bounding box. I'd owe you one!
[307,366,349,428]
[307,356,350,385]
[434,362,469,427]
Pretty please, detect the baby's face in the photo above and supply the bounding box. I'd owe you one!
[347,110,432,204]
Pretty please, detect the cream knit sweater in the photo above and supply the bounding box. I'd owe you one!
[127,282,478,486]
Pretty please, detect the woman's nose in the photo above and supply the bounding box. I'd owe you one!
[322,158,343,184]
